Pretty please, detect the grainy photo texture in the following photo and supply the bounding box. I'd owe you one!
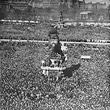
[0,0,110,110]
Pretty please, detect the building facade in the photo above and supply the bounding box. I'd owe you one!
[85,2,107,11]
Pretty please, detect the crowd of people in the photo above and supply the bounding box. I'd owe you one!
[1,6,110,109]
[0,15,110,109]
[0,37,110,110]
[0,22,109,41]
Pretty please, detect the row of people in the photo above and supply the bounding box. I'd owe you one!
[0,23,109,40]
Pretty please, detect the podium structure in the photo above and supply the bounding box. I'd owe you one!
[41,27,67,81]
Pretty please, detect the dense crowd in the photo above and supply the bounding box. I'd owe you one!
[0,39,110,110]
[1,6,110,109]
[0,22,109,40]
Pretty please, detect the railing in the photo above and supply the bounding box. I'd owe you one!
[1,19,110,26]
[0,19,39,24]
[1,38,110,45]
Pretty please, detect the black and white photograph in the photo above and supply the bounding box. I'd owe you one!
[0,0,110,110]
